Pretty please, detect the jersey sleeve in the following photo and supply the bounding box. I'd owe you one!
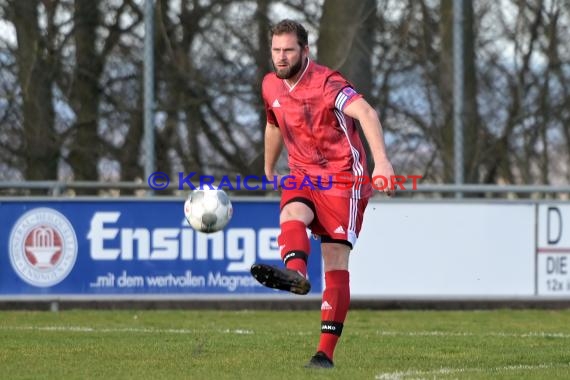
[323,72,363,112]
[264,98,278,126]
[262,76,278,126]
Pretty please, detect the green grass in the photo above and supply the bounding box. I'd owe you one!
[1,309,570,379]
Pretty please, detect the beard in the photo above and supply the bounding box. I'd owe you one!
[273,57,304,80]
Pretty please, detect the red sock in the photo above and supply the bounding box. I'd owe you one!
[317,270,350,361]
[278,220,310,277]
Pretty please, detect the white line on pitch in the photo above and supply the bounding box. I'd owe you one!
[377,330,570,338]
[4,326,570,339]
[0,325,253,335]
[376,363,568,380]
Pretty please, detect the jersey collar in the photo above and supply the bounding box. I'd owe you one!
[283,58,311,92]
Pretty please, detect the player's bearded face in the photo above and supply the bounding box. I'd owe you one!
[271,34,307,80]
[272,53,303,80]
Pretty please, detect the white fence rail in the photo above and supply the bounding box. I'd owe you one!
[1,181,569,198]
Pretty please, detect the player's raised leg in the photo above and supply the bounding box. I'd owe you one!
[250,200,314,295]
[278,201,314,277]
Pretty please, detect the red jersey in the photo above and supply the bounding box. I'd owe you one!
[262,59,372,199]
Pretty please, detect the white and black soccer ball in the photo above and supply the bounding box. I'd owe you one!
[183,188,233,233]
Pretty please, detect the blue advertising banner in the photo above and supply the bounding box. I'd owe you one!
[0,199,322,297]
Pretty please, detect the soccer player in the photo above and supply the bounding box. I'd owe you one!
[250,19,395,369]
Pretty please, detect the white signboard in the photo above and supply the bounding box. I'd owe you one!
[537,204,570,295]
[350,202,535,298]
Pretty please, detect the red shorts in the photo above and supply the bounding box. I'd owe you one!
[280,188,369,248]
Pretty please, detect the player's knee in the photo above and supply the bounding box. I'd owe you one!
[322,244,350,271]
[280,202,314,224]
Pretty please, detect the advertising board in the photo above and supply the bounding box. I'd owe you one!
[0,199,322,297]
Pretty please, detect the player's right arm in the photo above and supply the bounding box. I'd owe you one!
[261,74,284,181]
[264,122,283,179]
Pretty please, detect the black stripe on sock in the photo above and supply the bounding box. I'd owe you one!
[282,251,308,265]
[321,321,343,336]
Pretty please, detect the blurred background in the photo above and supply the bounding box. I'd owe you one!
[0,0,569,196]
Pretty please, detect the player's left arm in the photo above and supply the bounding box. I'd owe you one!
[343,98,395,195]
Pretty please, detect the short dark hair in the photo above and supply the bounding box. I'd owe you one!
[270,19,308,48]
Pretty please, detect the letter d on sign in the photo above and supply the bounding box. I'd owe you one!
[547,207,562,245]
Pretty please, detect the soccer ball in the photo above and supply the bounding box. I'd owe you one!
[183,188,233,233]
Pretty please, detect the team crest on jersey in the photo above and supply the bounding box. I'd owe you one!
[9,208,78,287]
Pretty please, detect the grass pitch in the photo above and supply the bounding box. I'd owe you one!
[1,309,570,379]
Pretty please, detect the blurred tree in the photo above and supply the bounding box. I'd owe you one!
[477,0,568,187]
[250,0,271,174]
[0,0,568,197]
[67,0,142,194]
[317,0,376,173]
[6,0,59,192]
[153,0,266,186]
[67,0,102,190]
[317,0,375,96]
